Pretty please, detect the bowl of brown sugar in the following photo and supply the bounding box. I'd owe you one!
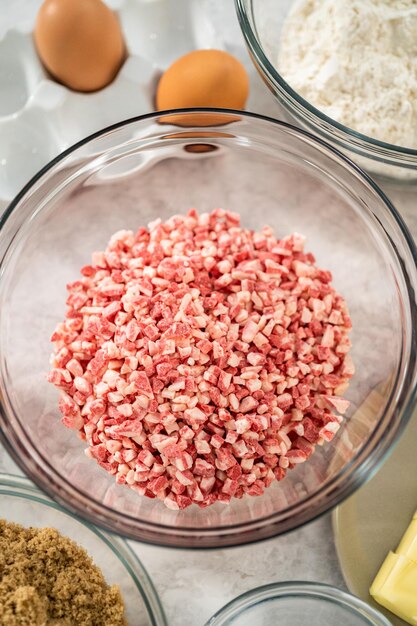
[0,473,166,626]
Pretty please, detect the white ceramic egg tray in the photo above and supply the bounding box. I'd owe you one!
[0,0,223,206]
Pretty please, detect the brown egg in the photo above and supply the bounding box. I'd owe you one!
[34,0,125,92]
[156,49,249,121]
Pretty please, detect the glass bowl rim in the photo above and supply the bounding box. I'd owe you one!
[1,107,416,232]
[204,581,392,625]
[234,0,417,160]
[0,108,417,547]
[0,471,167,626]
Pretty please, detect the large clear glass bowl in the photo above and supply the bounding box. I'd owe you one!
[0,110,416,547]
[205,582,391,626]
[0,473,166,626]
[235,0,417,183]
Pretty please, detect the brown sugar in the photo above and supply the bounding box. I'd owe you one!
[0,519,127,626]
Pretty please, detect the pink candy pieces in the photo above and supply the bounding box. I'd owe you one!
[48,209,354,509]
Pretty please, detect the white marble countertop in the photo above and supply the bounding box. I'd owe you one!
[1,2,417,625]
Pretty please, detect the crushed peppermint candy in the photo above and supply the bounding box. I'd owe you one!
[48,209,354,510]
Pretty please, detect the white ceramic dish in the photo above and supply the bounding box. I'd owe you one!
[333,405,417,626]
[0,0,222,206]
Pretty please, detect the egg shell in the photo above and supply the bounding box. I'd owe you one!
[34,0,125,92]
[156,49,249,113]
[158,110,242,128]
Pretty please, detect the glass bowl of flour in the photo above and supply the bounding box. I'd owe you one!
[235,0,417,183]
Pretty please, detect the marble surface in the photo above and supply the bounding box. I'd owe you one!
[1,2,417,626]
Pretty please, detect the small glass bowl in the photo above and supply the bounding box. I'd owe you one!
[0,473,167,626]
[205,582,392,626]
[235,0,417,183]
[0,110,417,548]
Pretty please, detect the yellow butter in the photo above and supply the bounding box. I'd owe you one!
[398,518,417,562]
[370,512,417,625]
[371,552,399,592]
[370,552,417,625]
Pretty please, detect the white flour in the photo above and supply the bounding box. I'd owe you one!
[278,0,417,148]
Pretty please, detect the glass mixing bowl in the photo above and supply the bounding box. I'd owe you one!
[0,110,416,547]
[0,472,166,626]
[235,0,417,183]
[204,582,391,626]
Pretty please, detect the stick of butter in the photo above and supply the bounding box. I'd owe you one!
[370,510,417,625]
[397,512,417,562]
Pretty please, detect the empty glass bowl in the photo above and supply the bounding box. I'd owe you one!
[0,110,416,547]
[235,0,417,182]
[0,472,166,626]
[204,582,391,626]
